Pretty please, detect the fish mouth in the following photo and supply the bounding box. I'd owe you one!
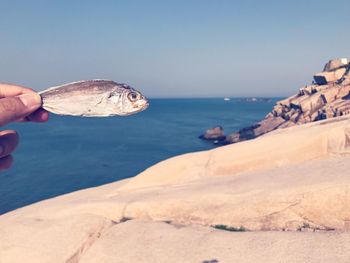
[129,99,149,114]
[137,101,149,112]
[138,97,149,110]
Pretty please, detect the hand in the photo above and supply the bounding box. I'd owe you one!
[0,83,49,171]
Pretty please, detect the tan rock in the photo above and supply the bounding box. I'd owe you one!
[330,100,350,116]
[289,97,303,110]
[299,85,317,96]
[320,87,340,103]
[310,110,320,121]
[323,58,348,72]
[313,84,330,92]
[282,108,296,121]
[341,71,350,85]
[79,220,350,263]
[1,117,350,262]
[335,85,350,99]
[298,113,312,123]
[291,112,303,122]
[272,104,284,116]
[220,60,350,145]
[277,95,298,107]
[218,59,350,145]
[314,68,347,85]
[277,121,296,129]
[199,126,225,140]
[298,93,325,113]
[319,107,335,119]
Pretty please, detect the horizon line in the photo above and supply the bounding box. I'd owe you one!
[147,96,286,99]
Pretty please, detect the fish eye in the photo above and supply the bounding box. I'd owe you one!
[128,92,138,101]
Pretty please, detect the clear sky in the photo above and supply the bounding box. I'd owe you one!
[0,0,349,97]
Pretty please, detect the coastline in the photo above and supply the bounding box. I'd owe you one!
[0,98,275,215]
[1,116,350,262]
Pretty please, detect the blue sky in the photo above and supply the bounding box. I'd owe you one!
[0,0,349,97]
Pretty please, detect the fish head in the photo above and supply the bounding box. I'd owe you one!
[117,86,149,115]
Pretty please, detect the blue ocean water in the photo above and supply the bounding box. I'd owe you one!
[0,98,277,214]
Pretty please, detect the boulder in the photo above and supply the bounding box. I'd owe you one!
[313,84,330,92]
[272,104,284,116]
[283,108,297,120]
[299,85,317,96]
[335,85,350,99]
[341,70,350,85]
[225,117,285,144]
[313,68,347,85]
[310,111,320,121]
[199,126,225,140]
[298,93,326,113]
[319,87,340,103]
[323,58,348,72]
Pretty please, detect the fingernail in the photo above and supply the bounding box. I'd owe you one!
[18,93,42,108]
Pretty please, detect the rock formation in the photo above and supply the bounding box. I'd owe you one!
[1,117,350,262]
[213,58,350,144]
[198,126,226,141]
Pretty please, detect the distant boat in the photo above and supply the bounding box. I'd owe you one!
[224,97,231,101]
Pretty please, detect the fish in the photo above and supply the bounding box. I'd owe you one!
[39,80,149,117]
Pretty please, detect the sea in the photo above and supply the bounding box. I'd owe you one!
[0,98,278,214]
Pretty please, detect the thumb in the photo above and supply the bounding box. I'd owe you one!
[0,93,42,126]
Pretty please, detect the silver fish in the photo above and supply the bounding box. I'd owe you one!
[39,80,149,117]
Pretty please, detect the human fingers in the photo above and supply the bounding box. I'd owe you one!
[0,93,42,126]
[17,109,50,123]
[0,155,13,172]
[0,130,19,158]
[0,83,35,98]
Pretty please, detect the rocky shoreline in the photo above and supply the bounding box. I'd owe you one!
[200,58,350,144]
[1,116,350,262]
[2,58,350,263]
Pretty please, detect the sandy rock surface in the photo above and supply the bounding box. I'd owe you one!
[1,117,350,262]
